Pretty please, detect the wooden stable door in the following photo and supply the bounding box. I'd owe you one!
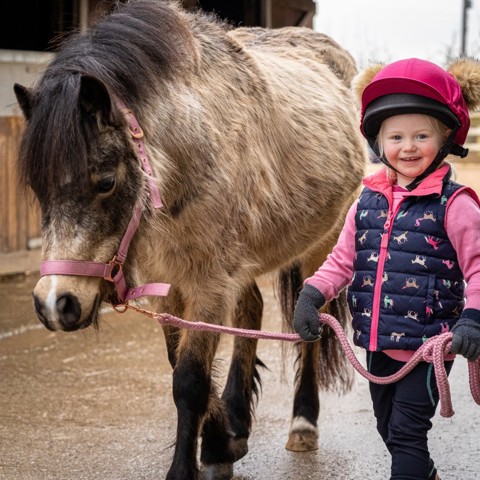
[0,117,40,253]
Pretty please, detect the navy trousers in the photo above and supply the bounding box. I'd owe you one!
[367,351,453,480]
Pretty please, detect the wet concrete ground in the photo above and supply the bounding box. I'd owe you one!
[1,273,479,480]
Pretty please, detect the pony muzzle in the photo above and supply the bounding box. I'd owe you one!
[32,275,100,331]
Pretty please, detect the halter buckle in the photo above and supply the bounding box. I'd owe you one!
[130,125,144,139]
[122,108,144,138]
[105,255,123,283]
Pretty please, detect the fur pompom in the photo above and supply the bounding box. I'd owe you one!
[447,58,480,111]
[351,64,384,104]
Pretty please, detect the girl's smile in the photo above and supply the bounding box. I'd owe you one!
[380,114,449,187]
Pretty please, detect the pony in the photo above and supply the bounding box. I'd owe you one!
[14,1,367,478]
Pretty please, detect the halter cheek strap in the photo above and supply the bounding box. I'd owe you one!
[121,108,163,209]
[39,103,171,304]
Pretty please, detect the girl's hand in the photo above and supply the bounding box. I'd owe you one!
[293,284,325,342]
[450,309,480,361]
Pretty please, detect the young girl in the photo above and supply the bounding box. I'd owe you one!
[293,58,480,480]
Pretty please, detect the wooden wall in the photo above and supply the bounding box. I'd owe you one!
[0,116,40,253]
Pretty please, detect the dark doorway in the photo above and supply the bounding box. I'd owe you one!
[0,0,315,52]
[0,0,79,51]
[197,0,261,27]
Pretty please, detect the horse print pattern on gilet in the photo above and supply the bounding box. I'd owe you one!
[348,180,465,351]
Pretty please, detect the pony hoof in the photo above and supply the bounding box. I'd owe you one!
[230,437,249,461]
[200,462,234,480]
[285,416,318,452]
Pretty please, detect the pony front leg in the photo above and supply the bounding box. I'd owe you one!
[199,391,236,480]
[167,329,232,480]
[218,282,264,461]
[197,286,265,480]
[168,359,209,480]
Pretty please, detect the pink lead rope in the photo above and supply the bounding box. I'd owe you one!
[121,303,480,418]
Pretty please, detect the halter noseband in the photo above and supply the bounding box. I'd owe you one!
[39,103,171,304]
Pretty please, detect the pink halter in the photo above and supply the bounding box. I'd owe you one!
[39,104,171,304]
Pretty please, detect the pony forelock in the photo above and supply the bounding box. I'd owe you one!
[19,74,92,197]
[18,0,196,198]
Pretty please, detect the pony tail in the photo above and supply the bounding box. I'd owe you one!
[278,263,353,392]
[319,291,354,392]
[278,262,303,332]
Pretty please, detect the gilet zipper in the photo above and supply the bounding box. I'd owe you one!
[368,199,404,351]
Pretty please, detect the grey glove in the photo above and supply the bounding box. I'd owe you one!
[293,284,326,342]
[450,309,480,361]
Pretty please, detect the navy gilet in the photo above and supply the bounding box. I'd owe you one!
[347,177,465,351]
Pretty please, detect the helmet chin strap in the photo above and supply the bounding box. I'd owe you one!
[370,129,468,191]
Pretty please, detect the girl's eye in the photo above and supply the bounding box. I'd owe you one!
[96,175,116,194]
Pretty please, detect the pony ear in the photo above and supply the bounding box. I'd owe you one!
[14,83,34,120]
[78,76,113,125]
[351,64,385,105]
[447,58,480,111]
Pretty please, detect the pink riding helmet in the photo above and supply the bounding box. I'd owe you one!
[361,58,470,148]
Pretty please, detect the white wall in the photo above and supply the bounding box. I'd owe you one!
[0,50,53,117]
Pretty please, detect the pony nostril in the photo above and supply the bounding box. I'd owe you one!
[33,293,49,326]
[56,294,81,328]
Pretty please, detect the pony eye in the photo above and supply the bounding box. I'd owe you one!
[96,175,116,194]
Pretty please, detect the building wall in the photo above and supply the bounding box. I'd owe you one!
[0,51,52,253]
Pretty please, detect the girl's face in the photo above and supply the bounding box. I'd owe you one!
[380,114,449,187]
